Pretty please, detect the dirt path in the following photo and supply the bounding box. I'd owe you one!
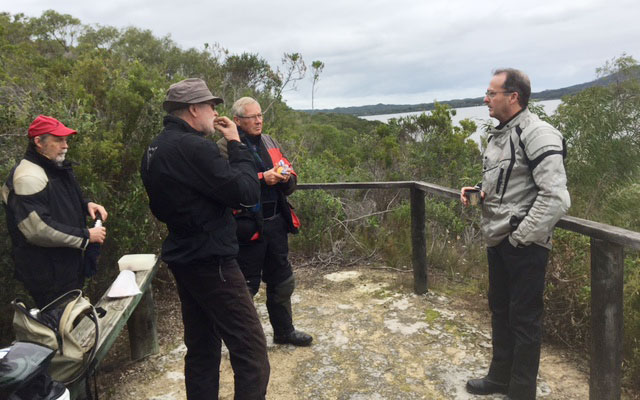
[96,265,590,399]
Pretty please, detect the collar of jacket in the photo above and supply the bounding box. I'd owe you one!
[163,115,205,137]
[24,144,74,171]
[237,128,261,144]
[489,108,529,136]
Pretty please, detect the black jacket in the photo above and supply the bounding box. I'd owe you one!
[140,116,260,265]
[2,146,90,297]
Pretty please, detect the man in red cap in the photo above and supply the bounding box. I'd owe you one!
[2,115,108,308]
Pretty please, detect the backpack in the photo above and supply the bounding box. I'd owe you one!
[11,289,100,385]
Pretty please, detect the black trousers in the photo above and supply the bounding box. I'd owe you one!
[237,214,294,337]
[170,258,270,400]
[486,237,549,400]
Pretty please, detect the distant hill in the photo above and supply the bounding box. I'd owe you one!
[303,67,640,116]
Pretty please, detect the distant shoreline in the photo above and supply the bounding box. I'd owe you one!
[299,68,638,117]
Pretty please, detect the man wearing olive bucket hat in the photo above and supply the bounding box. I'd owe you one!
[141,78,269,399]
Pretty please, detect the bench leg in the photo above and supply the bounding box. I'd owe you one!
[127,285,159,361]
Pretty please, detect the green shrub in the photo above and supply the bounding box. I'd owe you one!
[544,229,591,347]
[623,254,640,389]
[289,189,345,255]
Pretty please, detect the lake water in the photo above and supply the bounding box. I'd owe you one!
[360,99,562,144]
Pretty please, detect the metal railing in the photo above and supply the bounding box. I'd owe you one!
[297,181,640,400]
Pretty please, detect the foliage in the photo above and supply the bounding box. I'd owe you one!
[547,55,640,390]
[0,10,294,344]
[551,54,640,228]
[391,102,482,187]
[544,230,591,347]
[1,9,640,392]
[288,189,345,255]
[539,57,640,389]
[623,254,640,388]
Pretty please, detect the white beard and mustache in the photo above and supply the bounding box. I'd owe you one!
[54,149,67,166]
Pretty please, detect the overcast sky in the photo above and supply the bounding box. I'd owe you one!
[4,0,640,110]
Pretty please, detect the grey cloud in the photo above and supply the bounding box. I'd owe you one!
[5,0,640,109]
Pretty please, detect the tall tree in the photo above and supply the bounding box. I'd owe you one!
[222,52,276,100]
[310,60,325,110]
[263,52,307,114]
[28,9,82,53]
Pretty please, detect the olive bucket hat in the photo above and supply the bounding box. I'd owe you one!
[162,78,223,112]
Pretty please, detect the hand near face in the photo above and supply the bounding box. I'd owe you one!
[214,117,240,142]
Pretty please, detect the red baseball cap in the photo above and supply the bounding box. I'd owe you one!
[28,115,77,138]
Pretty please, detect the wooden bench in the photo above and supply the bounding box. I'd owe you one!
[69,255,161,399]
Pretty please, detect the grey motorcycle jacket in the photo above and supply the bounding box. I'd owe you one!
[481,108,570,249]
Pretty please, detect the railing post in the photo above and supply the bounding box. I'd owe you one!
[410,185,427,294]
[590,238,624,400]
[127,285,159,361]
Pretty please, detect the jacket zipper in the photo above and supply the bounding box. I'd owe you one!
[499,137,517,205]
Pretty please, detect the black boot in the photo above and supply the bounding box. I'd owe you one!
[267,276,313,346]
[466,376,509,395]
[274,329,313,346]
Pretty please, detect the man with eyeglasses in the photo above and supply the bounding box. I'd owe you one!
[140,79,270,399]
[218,97,312,347]
[460,69,570,400]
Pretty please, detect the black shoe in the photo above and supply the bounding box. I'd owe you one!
[465,377,509,395]
[274,330,313,346]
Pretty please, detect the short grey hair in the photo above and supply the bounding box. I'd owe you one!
[493,68,531,108]
[29,133,52,147]
[231,97,260,117]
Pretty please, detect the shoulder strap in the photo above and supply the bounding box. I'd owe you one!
[64,303,99,385]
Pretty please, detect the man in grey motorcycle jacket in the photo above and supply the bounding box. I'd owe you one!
[461,68,570,400]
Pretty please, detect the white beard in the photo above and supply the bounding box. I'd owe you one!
[54,150,67,166]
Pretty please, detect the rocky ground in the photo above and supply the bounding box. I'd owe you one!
[95,264,593,400]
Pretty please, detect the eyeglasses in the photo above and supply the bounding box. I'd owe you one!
[237,113,263,120]
[485,90,514,98]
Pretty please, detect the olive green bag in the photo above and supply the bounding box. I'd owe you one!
[11,289,99,384]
